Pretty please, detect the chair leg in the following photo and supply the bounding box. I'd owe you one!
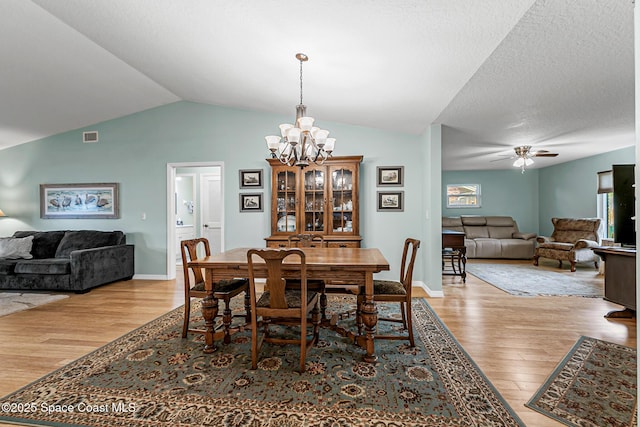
[312,303,320,342]
[400,302,407,329]
[299,316,307,373]
[182,296,190,338]
[356,295,364,335]
[558,260,563,268]
[244,291,251,323]
[251,316,259,370]
[533,255,539,266]
[222,298,232,344]
[570,261,576,272]
[320,292,327,321]
[406,299,415,347]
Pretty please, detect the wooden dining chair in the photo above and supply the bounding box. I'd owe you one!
[246,248,320,373]
[180,238,249,342]
[357,238,421,346]
[286,234,328,319]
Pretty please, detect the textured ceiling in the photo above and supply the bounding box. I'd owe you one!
[0,0,635,171]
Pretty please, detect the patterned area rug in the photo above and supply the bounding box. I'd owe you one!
[0,291,68,317]
[527,336,637,427]
[465,262,603,297]
[0,297,524,426]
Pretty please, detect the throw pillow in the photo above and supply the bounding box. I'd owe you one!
[0,235,34,259]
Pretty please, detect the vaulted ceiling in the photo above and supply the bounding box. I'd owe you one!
[1,0,634,170]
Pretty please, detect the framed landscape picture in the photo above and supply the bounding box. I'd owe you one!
[239,169,263,189]
[40,183,119,219]
[240,193,263,212]
[377,191,404,212]
[377,166,404,186]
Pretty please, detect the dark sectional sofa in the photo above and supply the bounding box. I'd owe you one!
[0,230,134,293]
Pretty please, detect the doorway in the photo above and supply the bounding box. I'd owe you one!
[166,162,224,279]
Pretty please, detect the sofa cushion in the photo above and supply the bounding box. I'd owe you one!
[487,226,514,239]
[13,231,67,259]
[538,241,574,251]
[55,231,125,258]
[464,226,489,239]
[0,236,34,259]
[14,258,71,275]
[442,217,465,233]
[550,218,600,243]
[0,259,19,275]
[473,238,501,258]
[485,216,516,227]
[461,216,487,226]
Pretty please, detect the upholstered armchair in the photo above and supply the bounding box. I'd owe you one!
[533,218,601,272]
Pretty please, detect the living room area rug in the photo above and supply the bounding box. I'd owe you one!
[526,336,637,427]
[0,291,68,317]
[465,261,604,297]
[0,297,525,426]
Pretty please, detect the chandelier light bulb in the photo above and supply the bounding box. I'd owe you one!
[324,138,335,153]
[286,127,301,144]
[297,117,315,131]
[279,124,293,137]
[265,135,281,151]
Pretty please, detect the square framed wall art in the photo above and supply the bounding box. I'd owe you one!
[377,191,404,212]
[376,166,404,186]
[239,193,263,212]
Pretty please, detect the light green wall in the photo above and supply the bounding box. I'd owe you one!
[0,101,430,284]
[538,145,635,236]
[442,169,540,234]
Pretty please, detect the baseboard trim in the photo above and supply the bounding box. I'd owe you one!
[414,281,444,298]
[132,274,171,281]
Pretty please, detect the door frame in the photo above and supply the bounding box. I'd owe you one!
[166,161,224,279]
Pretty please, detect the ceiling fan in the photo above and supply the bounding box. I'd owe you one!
[495,145,559,173]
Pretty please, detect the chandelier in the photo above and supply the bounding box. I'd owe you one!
[265,53,335,168]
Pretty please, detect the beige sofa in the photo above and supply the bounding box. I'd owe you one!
[442,216,537,259]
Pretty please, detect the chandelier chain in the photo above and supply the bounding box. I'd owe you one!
[299,58,304,105]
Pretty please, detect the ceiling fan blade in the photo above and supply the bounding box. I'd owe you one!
[533,152,558,157]
[490,155,516,162]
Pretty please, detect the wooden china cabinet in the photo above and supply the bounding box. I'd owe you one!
[265,155,363,248]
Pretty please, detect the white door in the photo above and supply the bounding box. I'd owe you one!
[201,172,223,255]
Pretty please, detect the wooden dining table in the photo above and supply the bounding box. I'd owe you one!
[188,246,390,363]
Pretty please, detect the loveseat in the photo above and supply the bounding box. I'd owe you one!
[442,216,537,259]
[533,217,601,272]
[0,230,134,292]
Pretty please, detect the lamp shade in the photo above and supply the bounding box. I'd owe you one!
[265,135,281,150]
[0,209,5,217]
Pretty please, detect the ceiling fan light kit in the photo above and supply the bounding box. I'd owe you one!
[265,53,335,168]
[506,145,559,173]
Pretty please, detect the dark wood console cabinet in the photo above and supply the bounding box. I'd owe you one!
[592,246,636,317]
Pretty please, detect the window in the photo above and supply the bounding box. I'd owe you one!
[446,184,481,208]
[596,170,614,240]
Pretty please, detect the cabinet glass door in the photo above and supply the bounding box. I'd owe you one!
[331,168,354,234]
[275,170,297,233]
[303,168,325,232]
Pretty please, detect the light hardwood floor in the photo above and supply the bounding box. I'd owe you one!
[0,260,635,427]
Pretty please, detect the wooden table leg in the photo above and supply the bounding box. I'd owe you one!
[202,270,219,353]
[359,272,378,363]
